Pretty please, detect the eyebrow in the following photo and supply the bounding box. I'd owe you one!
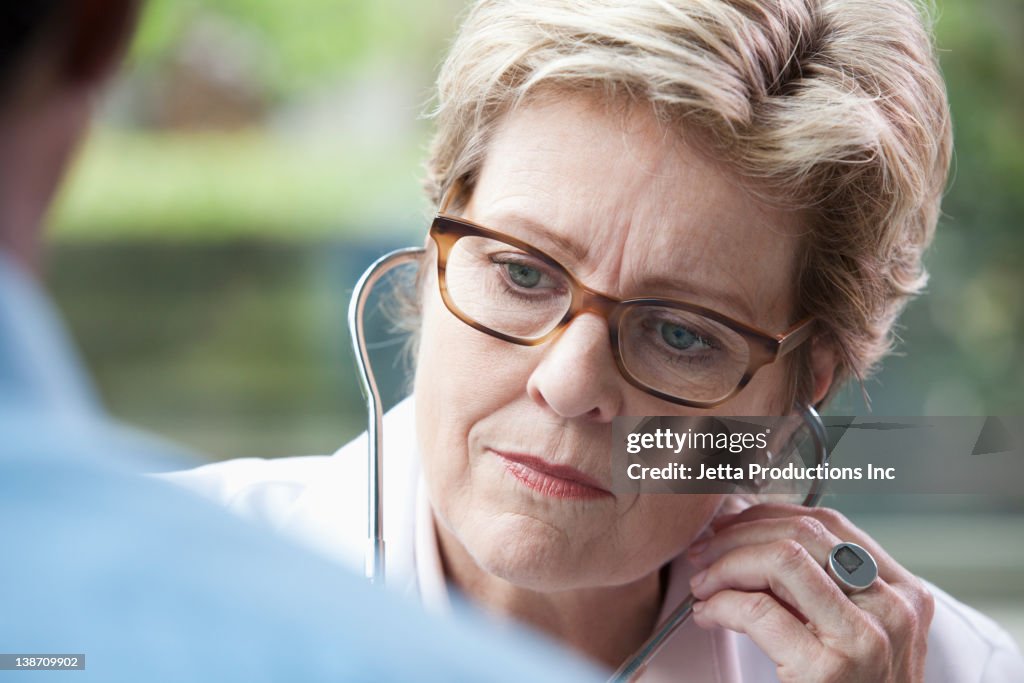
[475,212,590,264]
[477,211,761,328]
[636,274,758,327]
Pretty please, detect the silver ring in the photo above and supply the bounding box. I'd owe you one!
[827,542,878,594]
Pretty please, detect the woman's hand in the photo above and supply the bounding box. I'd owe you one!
[687,503,934,683]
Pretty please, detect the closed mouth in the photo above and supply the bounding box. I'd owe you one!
[492,450,612,500]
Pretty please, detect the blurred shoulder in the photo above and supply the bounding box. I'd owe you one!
[163,453,341,497]
[160,449,360,525]
[159,397,417,529]
[923,579,1024,682]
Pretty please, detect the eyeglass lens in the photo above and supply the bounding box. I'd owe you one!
[443,234,751,403]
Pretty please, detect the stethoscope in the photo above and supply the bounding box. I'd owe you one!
[348,247,832,682]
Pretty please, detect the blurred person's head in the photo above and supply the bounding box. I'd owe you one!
[407,0,951,594]
[0,0,139,271]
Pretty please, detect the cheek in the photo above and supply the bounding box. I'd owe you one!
[414,283,526,424]
[414,293,471,522]
[414,279,539,417]
[413,285,531,522]
[614,494,724,571]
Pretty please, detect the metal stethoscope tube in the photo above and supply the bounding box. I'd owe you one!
[349,248,832,679]
[348,246,425,585]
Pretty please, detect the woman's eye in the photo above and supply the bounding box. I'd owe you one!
[659,322,713,351]
[505,262,542,288]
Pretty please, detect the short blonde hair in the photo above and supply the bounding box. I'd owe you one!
[422,0,953,406]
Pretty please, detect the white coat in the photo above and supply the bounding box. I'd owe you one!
[165,397,1024,682]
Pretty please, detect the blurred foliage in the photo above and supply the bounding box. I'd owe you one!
[130,0,463,99]
[934,0,1024,251]
[52,130,422,240]
[51,0,468,239]
[910,0,1024,414]
[51,0,1023,247]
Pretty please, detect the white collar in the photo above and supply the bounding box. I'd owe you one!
[414,476,452,614]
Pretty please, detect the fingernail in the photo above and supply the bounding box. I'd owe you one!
[691,569,708,589]
[688,539,709,555]
[692,601,705,614]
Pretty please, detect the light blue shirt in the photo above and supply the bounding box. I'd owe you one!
[0,252,601,682]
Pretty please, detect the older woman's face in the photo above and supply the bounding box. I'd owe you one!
[414,95,804,591]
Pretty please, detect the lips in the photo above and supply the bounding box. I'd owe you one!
[492,450,612,500]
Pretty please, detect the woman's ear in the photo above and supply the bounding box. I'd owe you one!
[62,0,140,87]
[809,336,836,406]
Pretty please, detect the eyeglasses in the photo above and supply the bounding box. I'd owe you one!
[428,213,814,408]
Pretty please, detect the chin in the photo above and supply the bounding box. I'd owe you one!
[463,513,588,591]
[461,512,634,592]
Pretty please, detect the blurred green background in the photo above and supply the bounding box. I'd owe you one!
[43,0,1023,644]
[49,0,467,455]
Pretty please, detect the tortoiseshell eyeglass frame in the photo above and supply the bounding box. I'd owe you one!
[427,208,814,409]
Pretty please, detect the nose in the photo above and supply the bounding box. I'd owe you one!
[526,313,624,422]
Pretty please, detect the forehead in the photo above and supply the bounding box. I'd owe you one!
[464,95,805,330]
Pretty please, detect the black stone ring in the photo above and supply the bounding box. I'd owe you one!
[827,542,878,594]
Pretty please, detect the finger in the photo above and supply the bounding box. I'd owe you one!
[711,504,910,583]
[689,515,842,569]
[848,578,933,659]
[710,511,740,531]
[691,540,866,641]
[692,589,826,672]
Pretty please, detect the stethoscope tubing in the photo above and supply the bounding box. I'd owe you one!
[348,246,426,585]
